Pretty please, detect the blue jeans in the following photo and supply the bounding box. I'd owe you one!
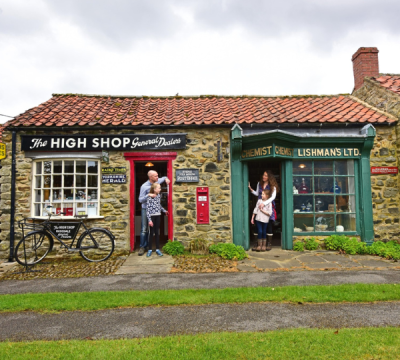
[255,220,268,239]
[139,208,149,249]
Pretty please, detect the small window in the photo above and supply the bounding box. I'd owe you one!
[32,159,100,217]
[293,160,356,233]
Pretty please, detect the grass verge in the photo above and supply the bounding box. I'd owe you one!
[0,283,399,313]
[1,328,400,359]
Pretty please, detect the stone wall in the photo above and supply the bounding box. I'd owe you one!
[353,79,400,242]
[370,125,400,241]
[0,127,232,259]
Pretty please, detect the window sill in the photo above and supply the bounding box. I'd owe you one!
[30,216,105,220]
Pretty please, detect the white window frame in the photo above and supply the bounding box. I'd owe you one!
[31,158,102,219]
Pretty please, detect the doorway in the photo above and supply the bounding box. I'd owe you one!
[247,160,282,247]
[134,161,169,250]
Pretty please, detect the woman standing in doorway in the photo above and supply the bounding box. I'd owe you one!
[248,170,280,251]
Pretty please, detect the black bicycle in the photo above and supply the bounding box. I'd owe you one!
[15,210,115,266]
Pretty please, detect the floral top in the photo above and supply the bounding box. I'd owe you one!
[146,194,166,222]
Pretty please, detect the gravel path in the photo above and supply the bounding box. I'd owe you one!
[1,270,399,295]
[1,302,399,341]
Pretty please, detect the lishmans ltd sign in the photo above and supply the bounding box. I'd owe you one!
[21,134,187,151]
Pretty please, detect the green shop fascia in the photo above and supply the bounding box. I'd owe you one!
[230,124,376,250]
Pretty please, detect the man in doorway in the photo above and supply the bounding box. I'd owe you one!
[138,170,170,256]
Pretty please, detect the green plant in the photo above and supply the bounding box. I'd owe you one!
[209,243,247,260]
[324,235,348,251]
[162,241,184,256]
[293,242,304,251]
[304,237,319,251]
[342,237,359,255]
[189,238,211,254]
[356,241,368,255]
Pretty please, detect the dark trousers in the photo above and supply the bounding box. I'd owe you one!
[255,220,268,239]
[148,215,161,250]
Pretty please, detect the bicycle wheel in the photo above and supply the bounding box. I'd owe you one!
[15,231,53,266]
[78,229,114,262]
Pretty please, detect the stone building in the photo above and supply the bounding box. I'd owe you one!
[0,47,398,260]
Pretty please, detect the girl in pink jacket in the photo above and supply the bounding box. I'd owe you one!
[251,189,272,252]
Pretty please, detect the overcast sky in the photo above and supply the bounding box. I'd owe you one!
[1,0,400,123]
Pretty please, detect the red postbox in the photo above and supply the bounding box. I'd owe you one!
[196,187,209,224]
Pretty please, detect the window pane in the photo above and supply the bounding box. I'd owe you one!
[64,189,73,200]
[76,202,86,216]
[88,161,98,174]
[53,161,62,173]
[34,190,41,202]
[52,189,61,201]
[76,189,86,200]
[62,203,74,216]
[53,175,62,188]
[76,175,86,187]
[315,214,334,231]
[76,161,86,173]
[294,176,312,193]
[314,176,333,193]
[294,214,314,232]
[336,177,355,194]
[314,195,334,212]
[88,175,98,188]
[36,162,42,175]
[64,161,74,173]
[64,175,73,187]
[44,175,51,187]
[89,189,98,200]
[43,161,52,174]
[34,204,41,216]
[314,161,333,175]
[293,195,313,213]
[336,214,356,231]
[293,160,312,175]
[335,160,354,175]
[35,176,41,188]
[336,195,356,213]
[87,202,98,216]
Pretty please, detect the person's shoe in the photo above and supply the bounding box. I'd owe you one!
[156,249,163,257]
[261,239,267,252]
[138,247,145,256]
[266,235,273,251]
[256,240,262,252]
[146,250,152,257]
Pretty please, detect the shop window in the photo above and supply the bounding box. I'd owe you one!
[32,159,100,217]
[293,160,356,233]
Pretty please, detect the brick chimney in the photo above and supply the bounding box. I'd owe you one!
[352,47,379,91]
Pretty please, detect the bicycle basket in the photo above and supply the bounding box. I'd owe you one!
[18,218,46,234]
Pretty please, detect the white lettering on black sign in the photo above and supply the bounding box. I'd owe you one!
[21,134,187,151]
[102,175,127,184]
[175,169,199,183]
[50,223,80,239]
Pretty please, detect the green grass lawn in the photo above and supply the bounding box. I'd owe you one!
[1,328,400,360]
[1,283,399,313]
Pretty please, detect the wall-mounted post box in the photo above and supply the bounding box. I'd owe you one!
[196,187,209,224]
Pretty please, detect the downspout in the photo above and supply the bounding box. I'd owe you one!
[8,130,16,262]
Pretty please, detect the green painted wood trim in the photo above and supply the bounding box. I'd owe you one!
[281,160,293,249]
[243,162,250,250]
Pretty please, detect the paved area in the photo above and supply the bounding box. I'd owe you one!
[239,248,400,272]
[1,270,399,295]
[115,253,174,274]
[1,302,399,341]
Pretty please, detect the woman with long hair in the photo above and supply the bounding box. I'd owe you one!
[248,170,280,251]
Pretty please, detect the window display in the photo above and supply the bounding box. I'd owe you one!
[293,160,356,233]
[32,160,100,217]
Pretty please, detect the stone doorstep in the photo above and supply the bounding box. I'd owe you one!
[253,260,282,269]
[294,255,328,264]
[123,255,174,266]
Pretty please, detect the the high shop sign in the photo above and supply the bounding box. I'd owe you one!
[21,134,187,151]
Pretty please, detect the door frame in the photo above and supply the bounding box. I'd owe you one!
[124,152,177,252]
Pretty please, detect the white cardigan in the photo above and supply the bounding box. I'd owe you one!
[251,183,276,205]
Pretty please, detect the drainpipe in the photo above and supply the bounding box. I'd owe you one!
[8,130,16,262]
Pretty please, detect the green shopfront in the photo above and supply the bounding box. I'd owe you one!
[230,124,376,250]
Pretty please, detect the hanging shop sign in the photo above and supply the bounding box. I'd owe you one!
[175,169,199,182]
[371,167,398,175]
[102,167,126,174]
[102,174,127,184]
[241,144,361,159]
[49,223,80,240]
[21,134,187,151]
[0,143,6,160]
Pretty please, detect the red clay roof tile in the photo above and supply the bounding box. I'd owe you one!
[374,75,400,96]
[5,94,395,129]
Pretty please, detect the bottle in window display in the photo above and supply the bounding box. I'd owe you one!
[298,178,310,194]
[330,181,341,194]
